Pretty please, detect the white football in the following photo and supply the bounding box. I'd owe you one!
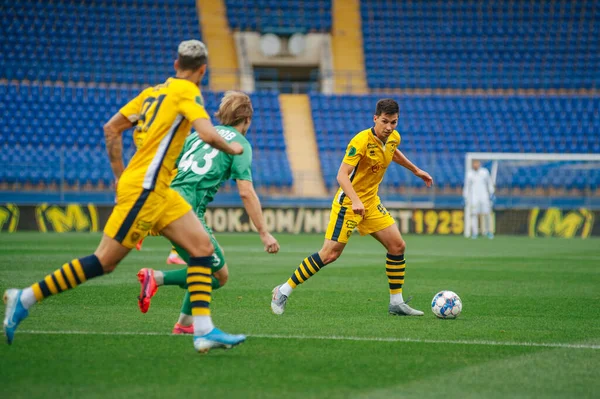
[431,290,462,319]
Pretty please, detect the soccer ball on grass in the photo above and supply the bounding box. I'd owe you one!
[431,290,462,319]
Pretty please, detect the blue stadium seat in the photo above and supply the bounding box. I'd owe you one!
[0,0,207,86]
[224,0,331,32]
[0,83,293,189]
[361,1,599,89]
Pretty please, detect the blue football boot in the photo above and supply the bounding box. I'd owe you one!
[3,289,29,345]
[193,327,246,353]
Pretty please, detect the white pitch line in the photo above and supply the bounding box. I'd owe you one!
[252,334,600,350]
[18,330,600,350]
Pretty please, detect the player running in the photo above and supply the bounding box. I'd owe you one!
[463,159,495,239]
[3,40,247,353]
[136,91,280,334]
[271,99,433,316]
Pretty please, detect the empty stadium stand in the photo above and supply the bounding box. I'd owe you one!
[310,94,600,190]
[225,0,332,32]
[0,0,207,85]
[360,1,600,89]
[0,83,293,189]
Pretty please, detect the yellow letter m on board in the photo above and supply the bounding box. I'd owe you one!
[35,204,99,233]
[528,208,594,239]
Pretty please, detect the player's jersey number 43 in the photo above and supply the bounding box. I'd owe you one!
[179,140,218,175]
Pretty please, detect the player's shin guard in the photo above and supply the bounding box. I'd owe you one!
[30,255,104,303]
[386,253,405,295]
[187,257,213,317]
[286,253,325,289]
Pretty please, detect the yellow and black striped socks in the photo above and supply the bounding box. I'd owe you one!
[186,256,213,317]
[287,253,325,289]
[386,253,406,297]
[31,255,104,302]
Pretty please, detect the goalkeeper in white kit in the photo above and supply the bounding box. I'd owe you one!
[463,160,495,239]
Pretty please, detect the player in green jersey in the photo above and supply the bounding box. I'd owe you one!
[136,91,280,333]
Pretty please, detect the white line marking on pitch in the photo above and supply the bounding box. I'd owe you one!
[18,330,600,350]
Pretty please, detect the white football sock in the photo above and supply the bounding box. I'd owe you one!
[154,270,164,286]
[193,316,214,336]
[279,282,293,296]
[20,287,37,309]
[177,313,193,326]
[484,213,492,234]
[390,293,404,305]
[471,214,479,236]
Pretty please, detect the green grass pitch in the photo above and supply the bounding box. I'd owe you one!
[1,232,599,398]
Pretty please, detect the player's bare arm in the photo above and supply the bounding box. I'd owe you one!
[192,118,244,155]
[337,162,365,216]
[103,112,134,182]
[237,179,280,254]
[393,149,433,187]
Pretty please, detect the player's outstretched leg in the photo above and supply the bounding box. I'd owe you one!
[371,224,423,316]
[4,255,105,344]
[3,235,127,344]
[385,253,423,316]
[160,210,244,352]
[186,256,245,352]
[272,240,345,315]
[271,252,326,315]
[173,265,226,334]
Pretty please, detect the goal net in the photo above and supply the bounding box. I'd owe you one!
[463,152,600,237]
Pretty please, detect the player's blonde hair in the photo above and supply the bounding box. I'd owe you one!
[215,91,253,127]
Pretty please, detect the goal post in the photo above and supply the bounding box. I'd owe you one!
[463,152,600,237]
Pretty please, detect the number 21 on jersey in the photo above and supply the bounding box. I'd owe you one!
[138,94,166,132]
[178,139,219,175]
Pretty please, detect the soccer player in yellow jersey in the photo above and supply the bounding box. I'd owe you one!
[3,40,247,353]
[271,99,433,316]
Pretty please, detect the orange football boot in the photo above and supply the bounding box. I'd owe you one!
[166,253,187,265]
[137,268,158,313]
[172,323,194,335]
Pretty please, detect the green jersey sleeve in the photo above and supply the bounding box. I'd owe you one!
[230,142,253,181]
